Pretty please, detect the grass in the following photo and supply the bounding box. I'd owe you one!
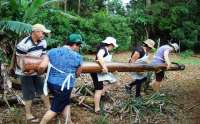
[175,58,200,65]
[119,92,177,123]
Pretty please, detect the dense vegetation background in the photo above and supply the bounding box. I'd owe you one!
[0,0,200,62]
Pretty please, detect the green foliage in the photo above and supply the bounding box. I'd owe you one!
[0,21,32,34]
[0,50,5,63]
[10,106,23,124]
[78,11,132,52]
[23,0,45,21]
[1,0,200,58]
[107,0,126,15]
[180,50,193,59]
[95,114,109,124]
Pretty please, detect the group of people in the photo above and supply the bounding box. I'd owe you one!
[15,23,179,124]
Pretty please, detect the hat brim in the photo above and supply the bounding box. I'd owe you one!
[102,41,118,48]
[169,43,178,52]
[43,29,51,33]
[143,42,154,49]
[113,43,118,48]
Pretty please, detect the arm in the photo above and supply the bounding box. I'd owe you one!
[37,55,49,74]
[164,50,171,69]
[37,40,48,74]
[147,52,154,64]
[76,66,82,77]
[96,49,108,73]
[129,51,140,63]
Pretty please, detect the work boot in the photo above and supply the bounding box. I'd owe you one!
[125,84,132,94]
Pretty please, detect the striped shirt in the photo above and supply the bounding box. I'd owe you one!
[15,36,47,75]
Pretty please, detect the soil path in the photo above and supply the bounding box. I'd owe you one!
[0,52,200,124]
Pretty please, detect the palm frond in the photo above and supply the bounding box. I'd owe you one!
[49,9,78,20]
[20,0,29,9]
[23,0,44,21]
[0,1,9,6]
[0,21,32,34]
[42,0,64,6]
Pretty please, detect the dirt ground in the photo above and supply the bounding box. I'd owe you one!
[0,52,200,124]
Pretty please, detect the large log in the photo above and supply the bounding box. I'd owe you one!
[16,55,185,73]
[81,62,185,73]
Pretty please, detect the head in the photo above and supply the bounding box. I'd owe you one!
[143,39,155,52]
[169,43,179,52]
[31,24,51,42]
[65,33,83,52]
[102,37,118,51]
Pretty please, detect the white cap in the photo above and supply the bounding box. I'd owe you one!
[170,43,179,52]
[32,24,51,33]
[102,37,118,48]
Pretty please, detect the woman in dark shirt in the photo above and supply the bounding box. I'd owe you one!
[125,39,155,97]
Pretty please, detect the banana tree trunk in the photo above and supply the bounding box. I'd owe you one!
[81,62,185,73]
[15,55,185,73]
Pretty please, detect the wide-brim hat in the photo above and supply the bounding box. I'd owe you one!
[143,39,155,49]
[32,24,51,33]
[102,37,118,48]
[170,43,179,52]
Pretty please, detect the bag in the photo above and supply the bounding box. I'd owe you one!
[16,55,44,72]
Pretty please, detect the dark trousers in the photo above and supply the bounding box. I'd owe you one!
[135,77,147,97]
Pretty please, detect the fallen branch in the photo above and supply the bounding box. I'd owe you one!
[184,103,200,112]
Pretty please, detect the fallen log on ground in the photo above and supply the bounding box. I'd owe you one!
[82,62,185,73]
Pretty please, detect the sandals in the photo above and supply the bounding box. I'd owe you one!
[26,116,39,123]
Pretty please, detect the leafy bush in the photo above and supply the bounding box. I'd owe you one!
[180,50,193,59]
[78,11,132,52]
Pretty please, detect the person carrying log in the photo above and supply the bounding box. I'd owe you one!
[40,33,83,124]
[90,37,118,113]
[15,24,50,123]
[149,43,179,91]
[125,39,155,97]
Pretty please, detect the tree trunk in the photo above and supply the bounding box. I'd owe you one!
[77,0,81,15]
[64,0,67,12]
[145,27,149,39]
[146,0,151,7]
[81,62,185,73]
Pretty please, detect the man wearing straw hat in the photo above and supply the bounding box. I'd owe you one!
[15,24,51,122]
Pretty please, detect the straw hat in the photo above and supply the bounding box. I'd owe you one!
[143,39,155,49]
[102,37,118,48]
[170,43,179,52]
[32,24,51,33]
